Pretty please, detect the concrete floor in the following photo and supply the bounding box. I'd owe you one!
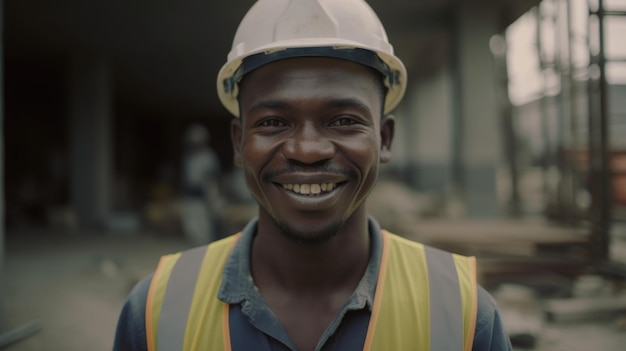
[2,226,626,351]
[1,229,191,351]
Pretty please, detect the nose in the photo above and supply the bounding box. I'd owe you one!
[283,122,335,165]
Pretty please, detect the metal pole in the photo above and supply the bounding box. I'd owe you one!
[557,0,582,223]
[450,8,464,204]
[588,0,612,262]
[536,5,553,215]
[492,34,520,216]
[566,0,583,222]
[555,0,569,220]
[0,0,5,330]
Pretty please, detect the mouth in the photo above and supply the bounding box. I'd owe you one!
[280,182,341,196]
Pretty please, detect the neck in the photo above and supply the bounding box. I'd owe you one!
[251,212,371,294]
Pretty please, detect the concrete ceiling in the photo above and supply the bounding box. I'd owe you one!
[5,0,538,117]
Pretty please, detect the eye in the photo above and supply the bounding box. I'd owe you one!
[329,117,358,126]
[257,118,288,128]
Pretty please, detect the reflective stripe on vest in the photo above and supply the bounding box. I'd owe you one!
[146,235,239,351]
[146,231,477,351]
[363,232,477,351]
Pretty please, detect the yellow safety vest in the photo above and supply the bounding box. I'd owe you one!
[146,231,478,351]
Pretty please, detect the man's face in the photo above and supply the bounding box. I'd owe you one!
[231,57,394,243]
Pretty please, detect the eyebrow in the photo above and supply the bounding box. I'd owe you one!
[247,100,294,114]
[323,98,372,113]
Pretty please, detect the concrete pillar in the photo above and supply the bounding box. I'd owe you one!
[404,70,454,194]
[455,4,502,217]
[68,53,113,228]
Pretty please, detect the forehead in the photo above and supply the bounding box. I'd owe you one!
[238,57,383,112]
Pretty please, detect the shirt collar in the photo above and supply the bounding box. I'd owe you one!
[217,217,384,311]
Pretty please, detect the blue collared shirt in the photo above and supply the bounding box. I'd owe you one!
[114,218,512,351]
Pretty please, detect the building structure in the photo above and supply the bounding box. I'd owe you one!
[3,0,540,231]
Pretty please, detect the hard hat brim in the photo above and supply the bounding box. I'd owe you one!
[217,40,406,117]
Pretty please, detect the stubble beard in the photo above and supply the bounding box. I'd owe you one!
[271,216,346,246]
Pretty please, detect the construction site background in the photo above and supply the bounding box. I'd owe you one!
[1,178,626,350]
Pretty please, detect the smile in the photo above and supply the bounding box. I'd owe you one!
[281,183,338,196]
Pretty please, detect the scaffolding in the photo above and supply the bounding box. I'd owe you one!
[587,0,626,267]
[506,0,626,267]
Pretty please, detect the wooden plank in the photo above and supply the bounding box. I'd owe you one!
[544,296,626,322]
[399,220,588,246]
[395,220,590,260]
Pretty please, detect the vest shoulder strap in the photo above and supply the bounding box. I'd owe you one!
[364,231,477,351]
[146,234,240,351]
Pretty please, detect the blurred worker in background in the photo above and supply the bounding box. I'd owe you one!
[114,0,512,350]
[181,123,221,245]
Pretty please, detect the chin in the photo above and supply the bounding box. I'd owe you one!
[275,218,345,245]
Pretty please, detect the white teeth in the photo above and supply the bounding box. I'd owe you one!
[300,184,310,194]
[282,183,337,195]
[311,184,321,195]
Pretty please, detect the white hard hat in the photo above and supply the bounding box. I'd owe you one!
[216,0,407,117]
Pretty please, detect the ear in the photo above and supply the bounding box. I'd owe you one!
[380,114,395,164]
[230,118,243,167]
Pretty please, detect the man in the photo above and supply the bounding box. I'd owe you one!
[181,123,222,245]
[114,0,513,350]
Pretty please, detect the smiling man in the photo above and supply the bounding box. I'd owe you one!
[235,57,389,245]
[113,1,512,350]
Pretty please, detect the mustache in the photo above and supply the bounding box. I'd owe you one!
[264,165,356,180]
